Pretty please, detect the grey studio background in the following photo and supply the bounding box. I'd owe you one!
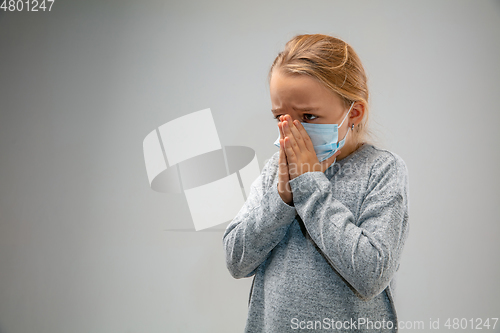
[1,0,499,332]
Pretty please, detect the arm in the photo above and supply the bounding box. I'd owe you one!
[288,153,410,300]
[223,153,298,279]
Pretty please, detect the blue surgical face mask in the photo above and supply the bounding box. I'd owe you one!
[273,102,355,162]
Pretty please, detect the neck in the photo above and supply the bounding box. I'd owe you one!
[337,135,362,161]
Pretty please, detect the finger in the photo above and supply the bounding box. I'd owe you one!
[280,142,293,196]
[286,117,308,153]
[292,119,315,153]
[279,139,290,170]
[283,136,298,176]
[278,139,284,187]
[278,120,285,141]
[282,120,301,158]
[278,139,290,188]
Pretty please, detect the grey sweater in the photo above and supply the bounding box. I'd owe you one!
[223,143,410,332]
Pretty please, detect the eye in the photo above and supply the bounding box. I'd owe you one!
[303,114,317,121]
[273,115,283,121]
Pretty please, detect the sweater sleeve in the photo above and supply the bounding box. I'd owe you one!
[223,153,298,279]
[288,152,410,300]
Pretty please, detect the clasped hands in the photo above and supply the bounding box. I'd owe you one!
[277,115,341,206]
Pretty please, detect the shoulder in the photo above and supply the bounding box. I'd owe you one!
[344,144,409,196]
[335,144,407,177]
[346,144,408,177]
[367,145,408,174]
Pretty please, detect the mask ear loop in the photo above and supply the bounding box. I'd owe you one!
[339,102,355,128]
[339,102,355,140]
[327,102,357,165]
[336,102,356,148]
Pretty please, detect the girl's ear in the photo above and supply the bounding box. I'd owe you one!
[350,102,365,124]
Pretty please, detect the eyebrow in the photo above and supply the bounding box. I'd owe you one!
[271,107,318,113]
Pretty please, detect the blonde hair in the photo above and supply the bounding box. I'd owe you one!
[268,33,371,145]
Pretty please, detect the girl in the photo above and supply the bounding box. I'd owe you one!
[223,33,409,333]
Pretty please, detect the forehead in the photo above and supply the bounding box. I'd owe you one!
[269,71,339,109]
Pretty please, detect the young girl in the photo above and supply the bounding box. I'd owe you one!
[223,33,409,332]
